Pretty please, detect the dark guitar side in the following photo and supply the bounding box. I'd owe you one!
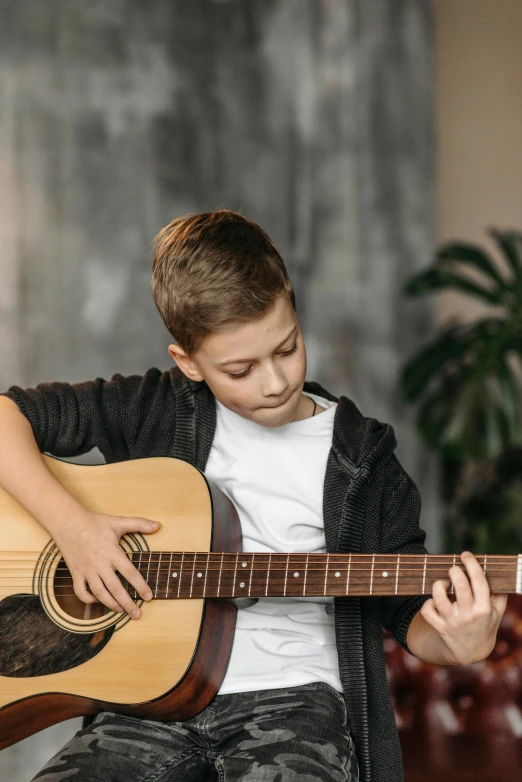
[0,478,241,749]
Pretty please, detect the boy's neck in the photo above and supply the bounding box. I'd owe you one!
[290,393,326,422]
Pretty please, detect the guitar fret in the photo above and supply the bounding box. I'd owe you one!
[165,551,173,599]
[177,552,184,598]
[217,552,224,597]
[484,554,487,579]
[154,554,161,598]
[203,553,209,597]
[346,553,352,596]
[324,553,330,596]
[189,553,197,598]
[450,554,456,595]
[233,553,239,597]
[248,553,254,596]
[369,554,375,595]
[303,553,309,596]
[283,554,289,596]
[145,553,151,592]
[422,554,427,594]
[136,551,143,600]
[395,554,400,595]
[265,553,271,597]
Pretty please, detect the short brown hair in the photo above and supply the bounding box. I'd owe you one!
[150,209,296,356]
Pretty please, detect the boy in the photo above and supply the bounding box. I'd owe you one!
[0,210,506,782]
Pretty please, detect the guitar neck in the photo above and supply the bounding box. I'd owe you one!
[128,552,522,599]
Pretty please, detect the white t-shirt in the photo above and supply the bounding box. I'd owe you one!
[204,391,343,694]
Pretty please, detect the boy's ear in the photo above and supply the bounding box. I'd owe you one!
[168,344,204,382]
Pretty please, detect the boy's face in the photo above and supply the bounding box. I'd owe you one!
[168,295,308,428]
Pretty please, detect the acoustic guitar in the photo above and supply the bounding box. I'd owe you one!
[0,455,519,748]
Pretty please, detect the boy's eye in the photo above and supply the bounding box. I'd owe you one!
[228,342,299,381]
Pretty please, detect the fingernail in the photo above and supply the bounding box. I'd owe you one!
[144,591,153,600]
[462,551,471,556]
[132,609,141,619]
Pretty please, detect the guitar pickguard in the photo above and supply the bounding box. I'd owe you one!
[0,594,114,678]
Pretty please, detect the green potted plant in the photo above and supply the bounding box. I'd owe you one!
[399,229,522,553]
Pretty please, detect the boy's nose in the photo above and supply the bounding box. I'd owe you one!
[260,364,289,398]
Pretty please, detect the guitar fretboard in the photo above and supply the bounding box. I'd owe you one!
[127,552,522,599]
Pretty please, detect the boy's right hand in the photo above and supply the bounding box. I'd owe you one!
[53,511,160,619]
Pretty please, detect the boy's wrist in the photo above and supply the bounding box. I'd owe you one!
[406,610,458,665]
[38,497,91,541]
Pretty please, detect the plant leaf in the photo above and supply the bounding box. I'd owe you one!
[488,228,522,285]
[399,327,469,402]
[437,242,508,289]
[496,355,521,440]
[404,268,500,305]
[398,320,505,402]
[441,383,481,457]
[415,388,453,450]
[481,383,506,459]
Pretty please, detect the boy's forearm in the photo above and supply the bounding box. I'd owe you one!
[0,396,87,538]
[405,609,456,664]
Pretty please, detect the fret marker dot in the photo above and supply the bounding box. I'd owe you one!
[197,572,202,578]
[242,562,247,567]
[335,571,341,577]
[240,582,245,588]
[172,572,178,578]
[382,571,388,577]
[294,572,299,577]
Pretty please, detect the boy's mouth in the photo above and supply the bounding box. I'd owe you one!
[262,393,293,409]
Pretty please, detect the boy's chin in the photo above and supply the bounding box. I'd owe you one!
[255,398,300,427]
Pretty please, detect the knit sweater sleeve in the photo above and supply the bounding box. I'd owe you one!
[379,455,430,653]
[0,369,167,463]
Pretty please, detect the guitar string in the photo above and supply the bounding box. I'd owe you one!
[0,570,516,595]
[0,557,516,567]
[0,552,518,567]
[0,566,515,580]
[0,575,516,590]
[0,564,517,583]
[0,586,515,598]
[0,571,515,582]
[0,563,517,581]
[0,550,520,562]
[0,576,516,591]
[0,566,516,593]
[0,567,516,580]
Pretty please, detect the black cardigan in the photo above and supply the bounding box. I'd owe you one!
[3,367,430,782]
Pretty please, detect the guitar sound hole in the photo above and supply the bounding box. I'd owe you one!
[54,558,112,620]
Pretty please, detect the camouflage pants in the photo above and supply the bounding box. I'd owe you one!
[32,682,359,781]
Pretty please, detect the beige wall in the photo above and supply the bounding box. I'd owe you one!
[434,0,522,324]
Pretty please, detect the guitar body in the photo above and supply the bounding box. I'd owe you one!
[2,456,518,750]
[0,456,241,749]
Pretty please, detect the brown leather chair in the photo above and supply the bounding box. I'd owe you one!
[385,595,522,781]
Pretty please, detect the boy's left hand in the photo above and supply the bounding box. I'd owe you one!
[420,551,508,665]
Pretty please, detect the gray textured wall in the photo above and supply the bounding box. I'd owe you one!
[0,1,437,778]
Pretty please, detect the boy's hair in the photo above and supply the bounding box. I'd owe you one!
[150,209,296,356]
